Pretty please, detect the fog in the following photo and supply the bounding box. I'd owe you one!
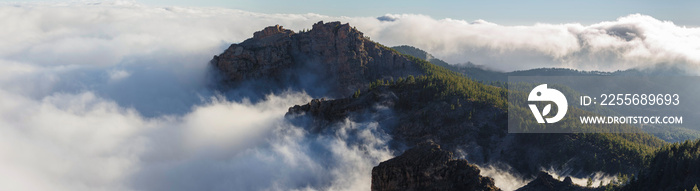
[544,168,618,188]
[477,164,531,191]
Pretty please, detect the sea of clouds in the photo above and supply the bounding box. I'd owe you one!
[371,14,700,72]
[0,1,698,191]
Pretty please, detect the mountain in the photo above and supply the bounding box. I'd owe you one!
[391,45,606,82]
[392,45,506,82]
[212,22,422,98]
[516,172,598,191]
[624,139,700,191]
[371,141,500,191]
[392,45,692,81]
[212,22,683,190]
[284,50,664,175]
[392,45,700,143]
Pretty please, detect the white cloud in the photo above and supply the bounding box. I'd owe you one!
[108,69,131,82]
[352,14,700,72]
[0,90,147,191]
[0,2,395,190]
[544,168,617,188]
[477,164,531,191]
[0,1,697,190]
[0,87,394,190]
[3,2,698,74]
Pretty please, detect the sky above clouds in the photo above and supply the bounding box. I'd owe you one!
[4,0,698,26]
[101,0,700,26]
[0,1,699,190]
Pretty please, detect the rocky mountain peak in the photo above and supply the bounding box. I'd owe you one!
[515,172,593,191]
[309,21,363,39]
[211,21,423,97]
[253,24,293,39]
[371,141,501,191]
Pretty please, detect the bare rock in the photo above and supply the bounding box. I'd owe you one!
[253,25,291,39]
[212,21,423,97]
[515,172,597,191]
[371,141,501,191]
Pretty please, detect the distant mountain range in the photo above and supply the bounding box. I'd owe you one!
[392,45,692,83]
[393,45,700,143]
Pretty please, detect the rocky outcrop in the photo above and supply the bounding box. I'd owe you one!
[286,82,506,156]
[371,141,500,191]
[516,172,597,191]
[212,21,423,97]
[286,86,400,131]
[253,24,290,39]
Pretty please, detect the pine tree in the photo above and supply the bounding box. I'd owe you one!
[407,75,415,84]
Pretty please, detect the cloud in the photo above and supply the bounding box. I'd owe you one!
[376,15,398,22]
[0,2,394,190]
[361,14,700,72]
[0,90,148,191]
[475,163,617,190]
[0,87,394,191]
[477,164,531,191]
[544,168,617,188]
[0,1,697,190]
[3,2,698,77]
[108,69,131,82]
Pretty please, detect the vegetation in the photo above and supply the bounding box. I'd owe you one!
[366,47,667,175]
[624,139,700,191]
[353,88,361,98]
[368,54,507,110]
[363,45,698,189]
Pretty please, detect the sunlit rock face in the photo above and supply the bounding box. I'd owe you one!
[212,21,423,97]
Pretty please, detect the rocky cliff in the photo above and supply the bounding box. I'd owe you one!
[212,21,423,97]
[515,172,597,191]
[371,141,500,191]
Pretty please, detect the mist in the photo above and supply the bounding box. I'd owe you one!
[474,164,618,190]
[477,164,531,191]
[543,167,618,188]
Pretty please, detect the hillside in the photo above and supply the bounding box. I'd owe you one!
[371,141,501,191]
[288,52,664,174]
[624,139,700,191]
[393,45,700,143]
[516,172,599,191]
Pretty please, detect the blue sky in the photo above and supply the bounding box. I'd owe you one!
[133,0,697,26]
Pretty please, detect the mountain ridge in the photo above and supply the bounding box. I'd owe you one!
[212,21,682,190]
[212,21,422,98]
[391,45,694,83]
